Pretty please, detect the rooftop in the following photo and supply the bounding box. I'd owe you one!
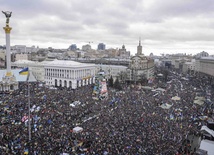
[45,59,95,68]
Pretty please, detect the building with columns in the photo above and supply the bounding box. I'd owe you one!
[44,59,96,89]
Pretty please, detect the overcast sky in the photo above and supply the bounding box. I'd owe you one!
[1,0,214,56]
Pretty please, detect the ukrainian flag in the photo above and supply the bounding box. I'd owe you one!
[24,148,29,154]
[19,67,29,75]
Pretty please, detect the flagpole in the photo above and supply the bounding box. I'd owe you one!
[27,70,31,142]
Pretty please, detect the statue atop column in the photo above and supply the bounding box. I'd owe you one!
[2,11,12,26]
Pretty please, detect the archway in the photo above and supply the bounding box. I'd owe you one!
[55,79,57,87]
[10,85,14,90]
[77,80,79,87]
[64,80,67,87]
[69,81,72,87]
[59,80,62,87]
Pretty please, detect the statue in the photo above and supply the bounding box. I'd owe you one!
[2,11,12,26]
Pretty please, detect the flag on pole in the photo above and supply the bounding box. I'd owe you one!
[19,67,30,81]
[19,67,29,75]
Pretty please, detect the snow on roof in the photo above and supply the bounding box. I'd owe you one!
[45,59,95,68]
[13,60,36,64]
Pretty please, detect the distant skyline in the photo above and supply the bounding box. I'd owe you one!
[1,0,214,56]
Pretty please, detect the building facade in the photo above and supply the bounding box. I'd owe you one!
[97,43,106,51]
[199,57,214,76]
[182,60,196,74]
[118,45,130,58]
[126,55,154,82]
[125,39,154,83]
[69,44,77,51]
[44,60,96,89]
[82,44,91,51]
[15,53,29,61]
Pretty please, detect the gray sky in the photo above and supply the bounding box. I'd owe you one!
[1,0,214,56]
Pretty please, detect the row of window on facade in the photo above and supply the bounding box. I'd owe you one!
[45,68,93,79]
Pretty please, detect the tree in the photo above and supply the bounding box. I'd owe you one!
[108,75,114,87]
[140,74,147,85]
[114,77,122,90]
[118,71,127,83]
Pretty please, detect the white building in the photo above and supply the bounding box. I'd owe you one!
[12,60,130,88]
[199,57,214,76]
[44,60,96,89]
[126,55,155,82]
[82,44,91,51]
[11,45,38,54]
[15,53,29,61]
[182,59,196,73]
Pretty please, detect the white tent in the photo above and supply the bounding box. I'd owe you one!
[73,126,83,133]
[199,140,214,155]
[194,100,204,105]
[142,86,153,90]
[160,103,173,109]
[152,88,165,92]
[171,96,181,101]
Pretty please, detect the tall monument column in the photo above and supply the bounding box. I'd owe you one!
[3,22,12,76]
[0,11,18,91]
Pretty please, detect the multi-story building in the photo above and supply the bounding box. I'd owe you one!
[126,40,154,82]
[198,57,214,77]
[44,60,96,89]
[97,43,106,51]
[182,59,196,73]
[82,44,91,51]
[118,44,130,59]
[11,45,39,54]
[195,51,209,58]
[15,53,29,61]
[69,44,77,51]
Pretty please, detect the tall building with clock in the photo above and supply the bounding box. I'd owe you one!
[126,39,154,83]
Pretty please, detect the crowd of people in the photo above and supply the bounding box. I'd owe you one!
[0,69,213,155]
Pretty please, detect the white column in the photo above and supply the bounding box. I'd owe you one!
[6,33,11,74]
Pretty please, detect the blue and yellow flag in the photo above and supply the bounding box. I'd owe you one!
[19,67,29,75]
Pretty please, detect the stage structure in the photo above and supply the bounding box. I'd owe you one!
[0,11,18,91]
[92,69,108,100]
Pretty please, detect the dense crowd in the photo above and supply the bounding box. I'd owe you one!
[0,70,213,155]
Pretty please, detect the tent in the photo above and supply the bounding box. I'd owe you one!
[199,140,214,155]
[157,73,163,77]
[142,86,153,90]
[73,126,83,133]
[194,100,204,106]
[171,96,181,101]
[160,103,173,109]
[152,88,165,92]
